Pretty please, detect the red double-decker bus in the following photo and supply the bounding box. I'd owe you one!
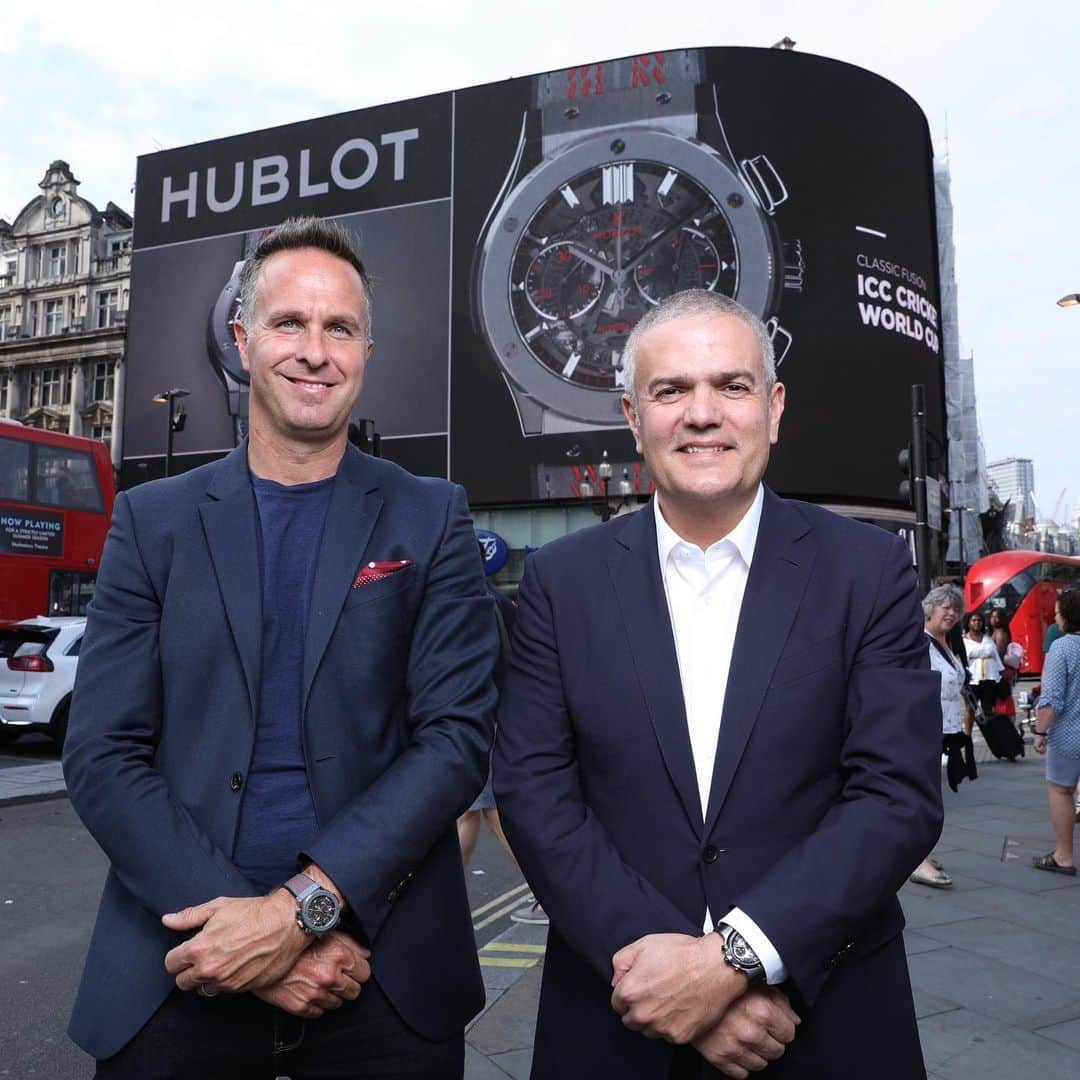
[965,550,1080,676]
[0,422,115,621]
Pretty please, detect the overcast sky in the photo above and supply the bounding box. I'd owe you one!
[2,1,1077,522]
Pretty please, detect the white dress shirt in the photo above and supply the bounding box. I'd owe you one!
[654,486,788,985]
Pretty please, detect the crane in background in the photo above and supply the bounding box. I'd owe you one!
[1052,488,1069,525]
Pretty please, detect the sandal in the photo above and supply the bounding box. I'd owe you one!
[1032,852,1077,876]
[909,867,953,889]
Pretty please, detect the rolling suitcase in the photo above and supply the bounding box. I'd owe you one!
[974,709,1025,761]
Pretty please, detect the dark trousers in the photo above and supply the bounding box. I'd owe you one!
[94,978,464,1080]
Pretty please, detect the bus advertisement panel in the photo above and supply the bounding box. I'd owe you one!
[0,422,116,620]
[122,46,945,509]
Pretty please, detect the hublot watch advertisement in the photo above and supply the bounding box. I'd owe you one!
[124,47,944,506]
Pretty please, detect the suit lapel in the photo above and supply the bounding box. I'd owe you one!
[703,490,815,835]
[610,506,703,836]
[301,446,383,715]
[200,444,262,718]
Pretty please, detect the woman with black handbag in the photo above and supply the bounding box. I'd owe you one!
[911,584,975,889]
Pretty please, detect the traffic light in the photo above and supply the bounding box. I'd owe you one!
[898,444,913,506]
[170,406,187,433]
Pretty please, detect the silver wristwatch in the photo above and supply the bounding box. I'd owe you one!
[473,48,800,437]
[716,922,765,982]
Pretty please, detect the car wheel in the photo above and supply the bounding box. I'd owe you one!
[50,698,70,750]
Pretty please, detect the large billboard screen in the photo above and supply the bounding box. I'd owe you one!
[124,47,945,506]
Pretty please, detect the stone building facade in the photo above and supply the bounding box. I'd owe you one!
[0,161,130,466]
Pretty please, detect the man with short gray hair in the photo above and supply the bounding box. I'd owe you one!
[65,215,498,1077]
[495,288,943,1078]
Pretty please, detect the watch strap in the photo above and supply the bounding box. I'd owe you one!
[537,50,703,151]
[283,872,318,902]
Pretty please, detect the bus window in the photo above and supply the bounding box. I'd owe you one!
[34,445,104,512]
[985,566,1039,621]
[49,571,97,616]
[0,436,30,502]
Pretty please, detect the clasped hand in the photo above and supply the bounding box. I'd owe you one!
[162,893,371,1017]
[610,932,799,1078]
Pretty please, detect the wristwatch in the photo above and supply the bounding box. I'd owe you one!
[282,872,342,937]
[473,48,802,436]
[715,922,765,982]
[206,231,267,446]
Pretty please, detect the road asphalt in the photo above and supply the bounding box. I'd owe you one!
[5,714,1080,1078]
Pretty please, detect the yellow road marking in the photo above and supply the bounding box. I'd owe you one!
[479,957,539,968]
[482,942,546,954]
[473,895,532,931]
[469,882,530,920]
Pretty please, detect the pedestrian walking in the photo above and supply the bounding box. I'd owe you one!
[962,611,1006,716]
[455,566,548,926]
[1032,587,1080,876]
[911,584,975,890]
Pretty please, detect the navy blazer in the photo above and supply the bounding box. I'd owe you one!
[64,444,499,1060]
[493,490,943,1079]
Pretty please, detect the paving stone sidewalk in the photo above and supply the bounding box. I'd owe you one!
[466,732,1080,1078]
[0,759,65,806]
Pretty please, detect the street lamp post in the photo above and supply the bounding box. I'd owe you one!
[152,388,191,477]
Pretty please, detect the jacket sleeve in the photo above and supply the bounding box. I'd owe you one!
[304,484,499,943]
[63,492,261,916]
[731,534,944,1006]
[492,551,700,983]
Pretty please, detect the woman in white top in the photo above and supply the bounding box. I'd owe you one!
[911,584,974,889]
[962,610,1005,715]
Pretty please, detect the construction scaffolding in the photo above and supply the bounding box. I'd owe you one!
[935,161,988,566]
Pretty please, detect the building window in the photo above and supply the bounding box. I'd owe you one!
[0,373,7,412]
[41,367,63,407]
[0,306,10,341]
[43,298,63,335]
[27,300,37,336]
[47,245,66,279]
[92,361,114,402]
[96,290,118,329]
[90,422,112,443]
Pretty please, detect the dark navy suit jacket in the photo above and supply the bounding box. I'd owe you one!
[493,489,943,1079]
[64,443,499,1060]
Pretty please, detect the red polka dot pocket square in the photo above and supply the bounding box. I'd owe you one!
[352,560,413,588]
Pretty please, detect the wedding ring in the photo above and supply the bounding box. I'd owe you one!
[196,984,219,998]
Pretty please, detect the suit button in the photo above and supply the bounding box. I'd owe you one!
[230,772,243,792]
[702,845,719,864]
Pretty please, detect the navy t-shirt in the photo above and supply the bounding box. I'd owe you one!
[233,474,333,890]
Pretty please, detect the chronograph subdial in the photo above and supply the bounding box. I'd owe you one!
[524,243,604,321]
[634,228,736,306]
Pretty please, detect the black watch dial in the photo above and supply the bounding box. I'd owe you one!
[508,159,739,393]
[303,891,339,930]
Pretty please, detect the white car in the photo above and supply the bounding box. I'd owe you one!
[0,616,86,748]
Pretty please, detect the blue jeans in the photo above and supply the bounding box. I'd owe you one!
[94,977,464,1079]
